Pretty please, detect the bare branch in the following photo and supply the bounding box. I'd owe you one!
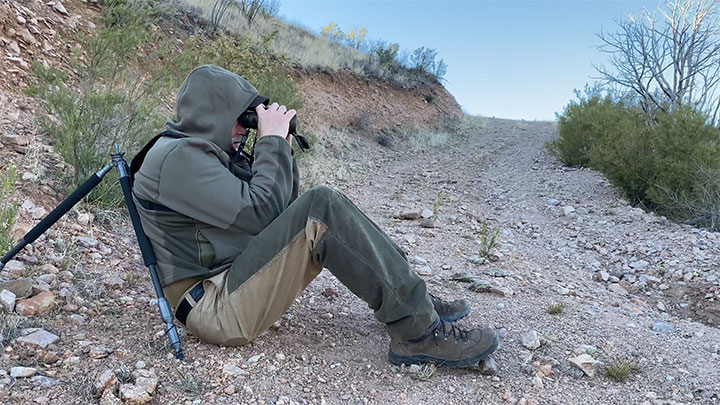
[595,0,720,125]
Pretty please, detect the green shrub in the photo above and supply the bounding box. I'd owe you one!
[29,0,193,207]
[0,164,18,253]
[478,221,501,258]
[553,94,720,230]
[646,107,720,224]
[409,46,447,79]
[375,42,399,69]
[552,96,639,167]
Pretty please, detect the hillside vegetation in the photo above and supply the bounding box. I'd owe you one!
[551,0,720,231]
[3,0,461,211]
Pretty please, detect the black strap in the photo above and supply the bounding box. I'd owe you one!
[175,282,205,326]
[134,194,176,213]
[130,131,184,184]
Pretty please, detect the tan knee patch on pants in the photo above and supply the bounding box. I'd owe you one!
[185,219,326,346]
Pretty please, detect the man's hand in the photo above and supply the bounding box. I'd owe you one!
[256,102,296,146]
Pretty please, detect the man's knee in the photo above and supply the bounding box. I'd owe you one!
[307,186,346,210]
[308,185,337,201]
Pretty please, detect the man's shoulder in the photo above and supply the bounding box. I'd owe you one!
[149,136,228,163]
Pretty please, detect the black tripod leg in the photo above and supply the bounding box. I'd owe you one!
[0,163,115,270]
[115,159,185,361]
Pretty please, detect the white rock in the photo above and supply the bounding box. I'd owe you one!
[4,260,25,272]
[562,206,576,216]
[135,376,158,395]
[1,289,16,312]
[420,208,434,219]
[30,207,46,219]
[119,384,151,405]
[569,354,601,377]
[69,314,86,324]
[608,283,628,296]
[629,260,649,270]
[410,256,427,265]
[222,364,248,377]
[53,1,68,15]
[77,213,92,225]
[76,236,98,248]
[521,330,541,350]
[415,266,432,276]
[20,200,35,211]
[10,366,37,378]
[16,329,59,349]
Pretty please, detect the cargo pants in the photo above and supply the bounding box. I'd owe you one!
[179,186,438,346]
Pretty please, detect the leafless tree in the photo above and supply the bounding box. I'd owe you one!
[210,0,234,34]
[594,0,720,124]
[237,0,271,26]
[209,0,274,33]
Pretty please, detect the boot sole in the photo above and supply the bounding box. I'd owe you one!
[438,306,471,322]
[388,334,500,369]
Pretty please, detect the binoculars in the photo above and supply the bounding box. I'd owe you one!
[239,109,310,151]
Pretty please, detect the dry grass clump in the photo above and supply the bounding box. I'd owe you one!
[547,303,565,315]
[604,358,640,382]
[410,363,437,381]
[0,314,52,345]
[175,370,206,397]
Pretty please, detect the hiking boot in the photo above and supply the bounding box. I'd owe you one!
[389,319,500,368]
[430,293,471,322]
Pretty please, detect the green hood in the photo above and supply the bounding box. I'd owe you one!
[167,64,259,156]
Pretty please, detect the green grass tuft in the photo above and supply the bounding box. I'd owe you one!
[604,358,640,382]
[478,221,501,258]
[547,303,565,315]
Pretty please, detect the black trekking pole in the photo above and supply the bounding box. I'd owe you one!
[0,145,185,360]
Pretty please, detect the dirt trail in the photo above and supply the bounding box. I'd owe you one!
[292,117,720,404]
[3,118,719,405]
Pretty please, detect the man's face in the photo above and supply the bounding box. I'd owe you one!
[231,118,247,151]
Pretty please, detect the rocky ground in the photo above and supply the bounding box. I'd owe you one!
[0,117,718,404]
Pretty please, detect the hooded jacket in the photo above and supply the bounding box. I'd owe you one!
[133,65,299,293]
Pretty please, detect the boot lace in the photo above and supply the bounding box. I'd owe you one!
[432,320,470,346]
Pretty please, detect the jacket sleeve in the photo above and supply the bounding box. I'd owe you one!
[156,136,295,235]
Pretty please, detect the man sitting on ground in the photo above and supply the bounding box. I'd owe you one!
[131,64,499,367]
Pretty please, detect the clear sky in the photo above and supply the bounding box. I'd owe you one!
[278,0,657,121]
